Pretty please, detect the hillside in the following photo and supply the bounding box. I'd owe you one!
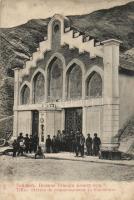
[69,1,134,51]
[0,1,134,137]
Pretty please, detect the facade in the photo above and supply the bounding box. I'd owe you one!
[13,14,134,149]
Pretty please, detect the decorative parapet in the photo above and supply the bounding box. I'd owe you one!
[19,14,106,81]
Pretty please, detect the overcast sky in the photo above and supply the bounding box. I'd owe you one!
[0,0,133,27]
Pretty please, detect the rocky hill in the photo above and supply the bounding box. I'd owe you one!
[118,117,134,155]
[0,1,134,137]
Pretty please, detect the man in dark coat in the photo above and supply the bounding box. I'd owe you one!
[33,135,39,153]
[93,133,101,156]
[17,133,24,156]
[17,138,25,156]
[79,133,85,157]
[46,135,52,153]
[86,134,92,156]
[52,135,57,153]
[74,131,81,157]
[24,134,30,153]
[17,132,23,142]
[12,139,18,157]
[56,130,61,152]
[29,135,34,153]
[70,131,74,152]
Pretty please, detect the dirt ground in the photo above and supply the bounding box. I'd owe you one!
[0,155,134,181]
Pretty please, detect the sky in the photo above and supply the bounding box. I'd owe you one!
[0,0,133,27]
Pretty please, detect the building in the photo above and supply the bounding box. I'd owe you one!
[13,14,134,149]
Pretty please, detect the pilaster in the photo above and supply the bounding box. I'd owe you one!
[61,109,65,131]
[62,72,66,100]
[13,68,20,137]
[82,74,86,100]
[14,68,20,107]
[45,72,48,102]
[82,106,87,136]
[102,39,121,147]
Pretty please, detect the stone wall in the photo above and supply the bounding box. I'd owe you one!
[85,106,103,138]
[18,111,32,135]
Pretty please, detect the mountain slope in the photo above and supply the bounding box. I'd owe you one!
[69,1,134,51]
[0,2,134,71]
[0,2,134,137]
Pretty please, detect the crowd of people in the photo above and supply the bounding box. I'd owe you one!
[45,130,101,157]
[12,133,39,157]
[12,130,101,158]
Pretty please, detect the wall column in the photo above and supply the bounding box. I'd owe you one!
[102,39,121,148]
[13,68,20,138]
[45,72,48,102]
[82,106,87,137]
[61,109,65,131]
[82,74,86,100]
[62,72,66,101]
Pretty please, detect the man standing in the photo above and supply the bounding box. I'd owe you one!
[33,135,39,153]
[17,133,25,156]
[29,135,34,153]
[52,135,57,153]
[24,134,30,153]
[12,139,18,157]
[74,131,81,157]
[46,135,52,153]
[86,134,92,156]
[17,132,23,142]
[79,133,85,157]
[93,133,101,156]
[17,138,25,156]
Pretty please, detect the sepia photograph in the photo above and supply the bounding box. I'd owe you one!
[0,0,134,199]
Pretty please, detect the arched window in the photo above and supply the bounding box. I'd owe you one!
[67,64,82,99]
[48,57,63,101]
[21,85,30,105]
[52,20,61,49]
[86,72,102,98]
[33,72,45,103]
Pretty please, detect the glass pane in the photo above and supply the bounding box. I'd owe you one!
[87,72,102,97]
[68,64,82,99]
[22,85,30,104]
[49,58,63,100]
[34,73,45,103]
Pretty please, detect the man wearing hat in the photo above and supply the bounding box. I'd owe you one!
[86,134,92,156]
[93,133,101,156]
[46,135,52,153]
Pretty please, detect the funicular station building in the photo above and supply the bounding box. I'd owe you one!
[13,14,134,150]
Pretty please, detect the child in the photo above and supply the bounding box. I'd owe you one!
[35,146,45,159]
